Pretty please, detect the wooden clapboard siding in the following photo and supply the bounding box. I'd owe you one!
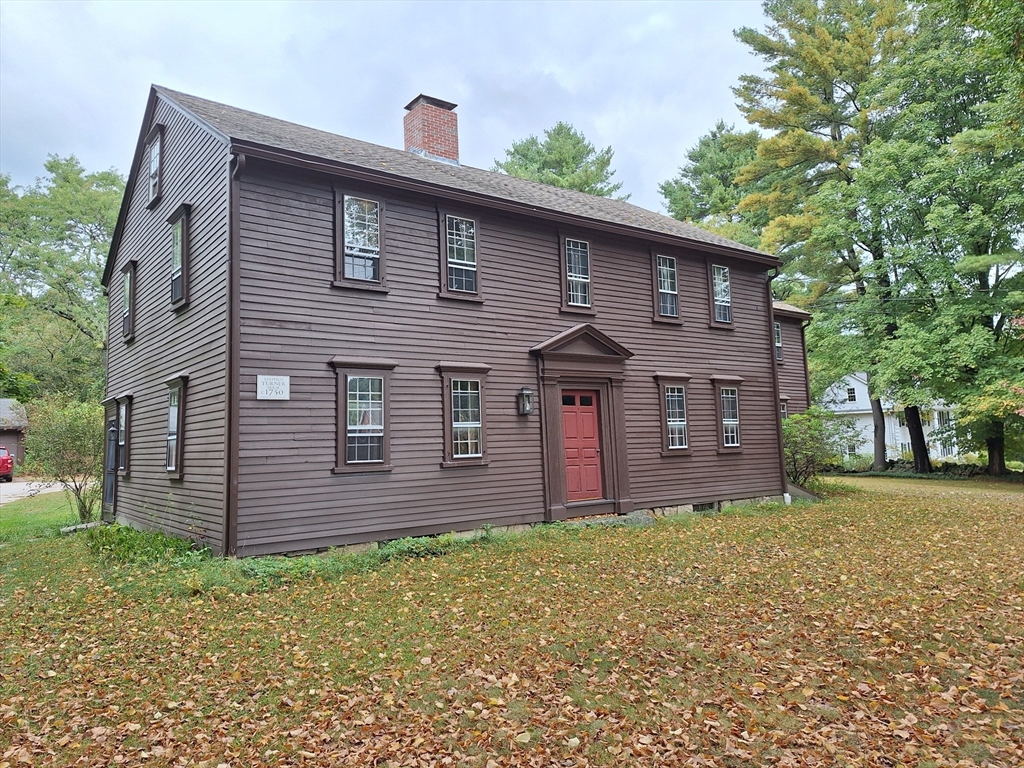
[776,315,811,413]
[234,162,784,555]
[104,95,230,551]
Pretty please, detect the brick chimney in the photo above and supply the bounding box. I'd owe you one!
[404,95,459,165]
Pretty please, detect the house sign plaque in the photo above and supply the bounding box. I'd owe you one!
[256,375,290,400]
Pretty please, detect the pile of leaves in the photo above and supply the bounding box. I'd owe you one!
[2,479,1022,766]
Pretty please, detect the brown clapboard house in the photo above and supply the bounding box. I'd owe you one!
[771,301,812,417]
[101,86,802,556]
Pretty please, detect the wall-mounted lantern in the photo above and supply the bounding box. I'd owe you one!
[516,387,535,416]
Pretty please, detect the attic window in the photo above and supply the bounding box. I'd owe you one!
[146,125,164,208]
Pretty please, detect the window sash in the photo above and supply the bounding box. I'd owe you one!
[665,386,688,449]
[343,196,381,281]
[712,265,731,322]
[847,387,857,402]
[780,401,788,419]
[122,271,132,319]
[721,387,740,447]
[446,216,477,293]
[566,239,591,307]
[657,256,678,317]
[451,379,482,457]
[774,322,783,360]
[149,139,160,198]
[166,388,179,471]
[346,376,384,463]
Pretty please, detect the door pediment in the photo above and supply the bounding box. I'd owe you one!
[530,324,634,362]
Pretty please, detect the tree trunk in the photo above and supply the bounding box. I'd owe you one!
[904,406,933,473]
[870,397,888,470]
[987,420,1006,476]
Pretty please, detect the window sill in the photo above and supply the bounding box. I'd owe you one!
[146,194,162,210]
[660,449,692,457]
[333,463,393,475]
[440,458,490,469]
[652,315,683,326]
[437,291,485,304]
[117,469,130,477]
[708,321,734,330]
[171,299,190,313]
[167,470,184,480]
[123,333,135,344]
[716,447,743,455]
[560,306,597,317]
[331,280,390,294]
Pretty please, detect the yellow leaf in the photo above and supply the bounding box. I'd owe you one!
[514,731,531,743]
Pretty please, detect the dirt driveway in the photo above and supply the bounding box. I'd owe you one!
[0,480,62,507]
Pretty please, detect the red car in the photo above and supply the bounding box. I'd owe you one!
[0,445,13,482]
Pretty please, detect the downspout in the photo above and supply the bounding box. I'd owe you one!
[800,316,812,410]
[766,268,788,496]
[223,152,245,555]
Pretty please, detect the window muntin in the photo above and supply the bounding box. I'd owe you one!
[664,386,688,449]
[847,387,857,402]
[774,322,783,361]
[565,238,591,307]
[721,387,740,447]
[451,379,483,457]
[712,264,731,323]
[446,216,477,293]
[346,376,385,463]
[343,195,381,282]
[656,256,679,318]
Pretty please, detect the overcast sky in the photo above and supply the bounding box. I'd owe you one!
[0,0,768,214]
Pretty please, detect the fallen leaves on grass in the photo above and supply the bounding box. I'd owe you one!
[1,482,1022,766]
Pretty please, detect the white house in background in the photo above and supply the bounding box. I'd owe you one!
[823,373,958,461]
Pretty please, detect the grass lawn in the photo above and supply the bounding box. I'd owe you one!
[1,478,1021,767]
[0,489,79,544]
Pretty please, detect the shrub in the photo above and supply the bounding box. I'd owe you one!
[782,407,859,485]
[24,394,104,523]
[86,523,206,564]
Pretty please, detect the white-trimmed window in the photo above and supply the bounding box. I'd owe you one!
[665,386,688,449]
[774,322,783,361]
[712,264,731,323]
[446,215,477,293]
[451,379,483,457]
[657,256,678,318]
[721,387,740,447]
[780,400,789,419]
[115,397,132,473]
[565,238,591,307]
[847,387,857,403]
[346,376,385,464]
[165,375,187,477]
[121,261,136,339]
[343,195,381,282]
[145,125,164,207]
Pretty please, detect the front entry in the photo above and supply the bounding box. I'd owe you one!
[102,416,117,522]
[562,390,603,501]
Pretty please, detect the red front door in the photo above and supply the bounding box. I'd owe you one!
[562,390,603,502]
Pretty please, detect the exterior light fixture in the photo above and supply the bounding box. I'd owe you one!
[516,387,535,416]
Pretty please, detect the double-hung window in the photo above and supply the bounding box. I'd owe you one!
[165,374,187,478]
[115,396,132,473]
[335,189,387,289]
[847,387,857,403]
[721,387,740,447]
[445,215,478,294]
[564,238,591,309]
[168,203,190,307]
[145,125,164,207]
[655,255,679,319]
[438,362,490,467]
[711,264,732,324]
[712,375,743,451]
[121,261,137,340]
[655,373,692,455]
[330,358,396,473]
[774,322,783,361]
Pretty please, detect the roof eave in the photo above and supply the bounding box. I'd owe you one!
[228,140,781,268]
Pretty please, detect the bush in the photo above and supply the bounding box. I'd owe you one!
[782,407,859,485]
[86,523,207,564]
[24,394,104,523]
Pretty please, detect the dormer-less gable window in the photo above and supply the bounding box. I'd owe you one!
[121,260,137,340]
[168,203,191,308]
[774,321,783,361]
[145,125,164,208]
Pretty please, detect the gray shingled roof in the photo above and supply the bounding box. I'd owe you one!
[0,399,27,430]
[773,300,812,318]
[156,86,773,261]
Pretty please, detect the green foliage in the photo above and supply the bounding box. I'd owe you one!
[0,492,78,544]
[23,394,104,523]
[782,406,858,485]
[659,121,765,247]
[0,158,123,400]
[492,122,628,199]
[85,523,207,564]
